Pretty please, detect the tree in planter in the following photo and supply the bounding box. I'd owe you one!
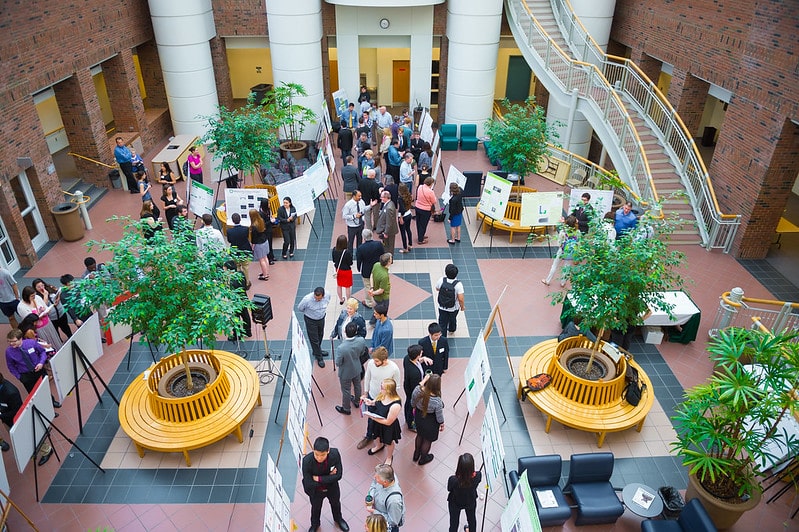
[265,81,317,149]
[66,217,251,393]
[484,98,559,178]
[549,208,686,375]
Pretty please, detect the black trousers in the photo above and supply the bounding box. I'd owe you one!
[347,223,363,255]
[416,209,432,243]
[20,369,46,393]
[281,224,296,255]
[304,315,325,358]
[119,161,138,192]
[438,309,459,337]
[309,485,343,527]
[448,500,476,532]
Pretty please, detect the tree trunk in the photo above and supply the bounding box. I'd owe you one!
[181,347,194,390]
[585,328,605,373]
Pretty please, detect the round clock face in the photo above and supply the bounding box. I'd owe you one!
[379,18,390,29]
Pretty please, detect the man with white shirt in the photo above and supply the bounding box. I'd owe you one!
[342,190,376,254]
[195,214,226,253]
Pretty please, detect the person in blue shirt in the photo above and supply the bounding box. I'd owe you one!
[614,201,638,239]
[340,102,358,129]
[113,137,138,193]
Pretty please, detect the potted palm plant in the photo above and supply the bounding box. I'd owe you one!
[266,81,317,161]
[671,327,799,529]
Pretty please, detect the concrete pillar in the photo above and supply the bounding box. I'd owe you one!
[54,69,113,186]
[103,50,146,135]
[136,41,168,108]
[444,0,502,135]
[547,96,592,158]
[148,0,218,137]
[571,0,617,53]
[267,0,324,139]
[667,68,708,137]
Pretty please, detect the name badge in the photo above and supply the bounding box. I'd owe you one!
[439,347,446,353]
[27,348,36,354]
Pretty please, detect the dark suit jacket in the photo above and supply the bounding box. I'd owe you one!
[418,335,449,375]
[356,240,385,278]
[301,447,343,497]
[337,128,353,153]
[335,337,368,381]
[358,178,382,205]
[341,164,361,193]
[226,224,252,252]
[403,355,425,400]
[376,200,398,237]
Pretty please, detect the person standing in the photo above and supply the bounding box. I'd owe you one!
[278,197,298,259]
[358,169,382,231]
[385,139,402,182]
[301,436,350,532]
[367,464,405,532]
[330,298,367,342]
[342,190,374,255]
[358,347,401,451]
[187,146,203,183]
[446,183,464,245]
[227,212,253,289]
[5,329,61,408]
[298,287,331,368]
[375,192,398,253]
[411,373,445,465]
[332,235,354,304]
[196,214,226,253]
[418,323,449,376]
[415,177,438,245]
[337,121,354,164]
[398,152,417,195]
[161,183,183,230]
[32,278,71,340]
[341,155,360,201]
[0,267,20,329]
[114,137,138,193]
[447,453,481,532]
[435,264,465,337]
[334,321,366,415]
[258,198,277,265]
[570,192,593,234]
[368,254,392,325]
[362,378,402,466]
[17,286,63,352]
[402,344,432,431]
[249,210,271,282]
[542,215,579,287]
[615,201,639,238]
[370,301,394,357]
[356,229,384,309]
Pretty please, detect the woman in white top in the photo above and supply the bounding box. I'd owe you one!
[17,286,63,351]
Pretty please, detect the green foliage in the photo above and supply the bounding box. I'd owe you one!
[201,94,280,176]
[484,98,559,177]
[671,328,799,499]
[67,217,251,357]
[265,81,317,146]
[550,209,686,337]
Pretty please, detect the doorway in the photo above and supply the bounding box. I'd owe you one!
[392,60,410,106]
[10,172,48,251]
[506,56,532,102]
[329,59,340,93]
[0,216,20,273]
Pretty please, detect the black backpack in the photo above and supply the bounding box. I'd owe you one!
[623,364,646,407]
[437,278,459,309]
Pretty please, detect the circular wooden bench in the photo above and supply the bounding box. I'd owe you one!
[118,350,262,466]
[517,338,654,447]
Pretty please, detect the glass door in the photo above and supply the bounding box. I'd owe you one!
[0,216,20,273]
[10,171,49,251]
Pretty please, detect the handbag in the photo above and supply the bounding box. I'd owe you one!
[332,250,346,279]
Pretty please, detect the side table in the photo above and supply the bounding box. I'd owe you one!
[622,482,664,519]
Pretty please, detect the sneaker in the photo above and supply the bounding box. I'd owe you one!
[38,448,54,466]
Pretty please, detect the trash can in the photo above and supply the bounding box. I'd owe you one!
[250,83,273,105]
[50,202,85,242]
[108,169,122,189]
[658,486,685,519]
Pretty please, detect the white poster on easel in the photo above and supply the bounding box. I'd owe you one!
[291,312,313,394]
[9,376,55,474]
[224,188,272,226]
[520,191,564,227]
[320,100,333,134]
[501,469,543,532]
[430,130,440,154]
[188,180,215,217]
[569,188,614,217]
[276,175,315,216]
[420,111,434,144]
[481,394,506,493]
[287,370,309,466]
[441,165,468,204]
[50,313,104,401]
[431,148,442,183]
[478,172,512,219]
[264,454,291,532]
[324,137,337,175]
[332,89,349,119]
[464,332,491,415]
[303,159,331,200]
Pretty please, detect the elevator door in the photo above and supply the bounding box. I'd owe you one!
[506,56,532,102]
[392,60,410,106]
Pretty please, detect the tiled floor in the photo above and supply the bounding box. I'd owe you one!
[1,141,798,531]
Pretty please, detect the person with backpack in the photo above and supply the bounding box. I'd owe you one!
[367,464,405,532]
[435,264,465,337]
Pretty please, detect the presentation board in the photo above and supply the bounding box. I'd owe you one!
[303,159,331,200]
[501,469,543,532]
[188,180,215,218]
[481,394,506,493]
[320,100,333,134]
[276,174,316,217]
[419,111,434,144]
[224,188,272,226]
[290,312,313,395]
[264,454,291,532]
[569,188,614,217]
[430,130,440,154]
[464,332,491,415]
[9,376,56,474]
[431,148,442,183]
[441,165,468,204]
[324,137,337,174]
[520,191,565,227]
[287,370,309,465]
[51,313,104,401]
[332,89,349,119]
[478,172,512,219]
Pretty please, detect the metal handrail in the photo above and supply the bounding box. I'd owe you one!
[721,291,799,310]
[545,0,741,251]
[68,152,116,169]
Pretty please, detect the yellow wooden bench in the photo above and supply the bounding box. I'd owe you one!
[517,338,654,447]
[476,186,546,242]
[118,350,262,466]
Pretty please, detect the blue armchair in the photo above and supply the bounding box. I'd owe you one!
[508,455,571,527]
[564,452,625,525]
[460,124,478,150]
[641,498,717,531]
[439,124,459,151]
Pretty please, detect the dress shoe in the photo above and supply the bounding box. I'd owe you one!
[316,358,326,368]
[52,400,61,409]
[335,405,351,415]
[351,396,360,408]
[320,351,329,357]
[418,453,434,465]
[356,437,374,450]
[38,448,54,466]
[336,518,350,532]
[0,440,9,452]
[308,526,319,532]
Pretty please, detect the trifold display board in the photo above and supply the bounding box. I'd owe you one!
[441,165,468,204]
[224,188,271,227]
[478,172,512,219]
[9,376,55,474]
[50,313,104,402]
[520,191,565,227]
[275,159,330,217]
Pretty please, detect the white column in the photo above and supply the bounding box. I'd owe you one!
[445,0,503,136]
[547,97,592,158]
[571,0,617,52]
[148,0,218,137]
[335,6,360,104]
[409,11,434,110]
[266,0,324,138]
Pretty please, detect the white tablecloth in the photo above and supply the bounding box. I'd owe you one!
[643,291,700,327]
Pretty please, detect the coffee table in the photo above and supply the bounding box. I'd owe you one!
[622,482,663,518]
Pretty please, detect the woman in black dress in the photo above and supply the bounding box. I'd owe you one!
[402,344,433,431]
[411,373,444,465]
[362,377,402,466]
[447,453,481,532]
[277,196,297,258]
[161,184,183,230]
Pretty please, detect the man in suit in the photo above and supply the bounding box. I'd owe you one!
[418,322,449,376]
[358,169,382,231]
[334,322,367,415]
[341,155,361,201]
[226,212,252,289]
[337,120,354,164]
[301,437,350,532]
[375,191,399,253]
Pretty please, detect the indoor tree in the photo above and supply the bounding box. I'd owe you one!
[484,97,559,178]
[265,81,317,149]
[66,217,251,392]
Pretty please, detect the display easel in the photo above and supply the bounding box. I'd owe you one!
[485,285,513,377]
[475,456,510,532]
[70,343,120,434]
[272,353,325,427]
[521,226,553,259]
[125,330,159,370]
[452,378,507,446]
[254,321,284,385]
[0,489,38,531]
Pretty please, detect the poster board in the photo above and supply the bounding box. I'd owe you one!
[569,188,614,217]
[302,159,331,200]
[464,332,491,415]
[481,394,506,493]
[287,370,309,465]
[264,454,291,532]
[276,174,316,217]
[9,376,55,474]
[188,180,215,218]
[430,130,440,154]
[501,469,543,532]
[441,165,468,204]
[320,100,333,134]
[224,188,272,226]
[332,89,349,119]
[431,148,442,183]
[478,172,512,219]
[50,313,104,401]
[290,312,313,394]
[150,134,200,180]
[324,137,337,174]
[520,191,565,227]
[419,111,434,144]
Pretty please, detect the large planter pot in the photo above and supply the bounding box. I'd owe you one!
[686,472,762,530]
[279,140,308,161]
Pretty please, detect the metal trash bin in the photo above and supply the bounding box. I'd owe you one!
[108,169,122,189]
[250,83,273,105]
[50,202,85,241]
[658,486,685,519]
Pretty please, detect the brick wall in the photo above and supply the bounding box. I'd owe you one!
[210,37,234,109]
[104,50,147,134]
[666,68,708,137]
[612,0,799,257]
[213,0,268,37]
